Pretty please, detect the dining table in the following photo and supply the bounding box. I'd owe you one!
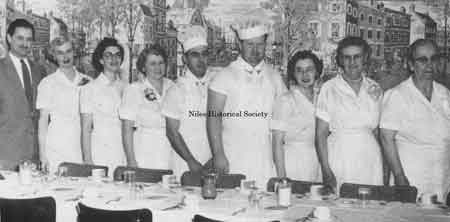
[0,170,449,222]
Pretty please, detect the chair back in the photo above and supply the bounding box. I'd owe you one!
[113,166,173,183]
[192,215,223,222]
[339,183,418,203]
[266,177,322,194]
[77,202,152,222]
[58,162,108,177]
[181,171,245,189]
[0,196,56,222]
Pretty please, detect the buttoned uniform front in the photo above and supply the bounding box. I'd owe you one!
[380,77,450,201]
[36,69,90,173]
[316,74,383,187]
[80,74,126,174]
[161,69,217,177]
[119,78,175,169]
[270,87,321,182]
[209,57,287,188]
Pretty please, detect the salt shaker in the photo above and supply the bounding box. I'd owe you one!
[277,178,291,207]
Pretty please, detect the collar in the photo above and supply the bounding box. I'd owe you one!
[234,56,264,75]
[183,68,211,86]
[96,72,117,86]
[335,72,371,97]
[57,67,82,85]
[9,52,29,67]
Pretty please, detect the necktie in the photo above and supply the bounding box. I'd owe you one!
[20,59,33,108]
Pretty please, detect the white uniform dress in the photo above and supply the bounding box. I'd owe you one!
[161,69,216,177]
[80,73,126,175]
[270,87,321,182]
[380,77,450,201]
[209,57,287,188]
[119,78,175,169]
[316,74,383,186]
[36,69,89,173]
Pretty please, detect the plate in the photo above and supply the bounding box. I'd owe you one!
[418,203,448,209]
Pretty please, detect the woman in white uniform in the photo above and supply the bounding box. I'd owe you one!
[80,38,126,175]
[271,50,322,181]
[315,37,384,190]
[380,39,450,201]
[37,36,90,173]
[120,44,174,169]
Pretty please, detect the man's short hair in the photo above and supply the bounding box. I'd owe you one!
[407,39,438,62]
[6,19,35,48]
[335,36,371,68]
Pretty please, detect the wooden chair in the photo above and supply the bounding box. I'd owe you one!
[181,171,245,189]
[0,196,56,222]
[113,166,173,183]
[266,177,322,194]
[339,183,418,203]
[58,162,108,177]
[77,202,152,222]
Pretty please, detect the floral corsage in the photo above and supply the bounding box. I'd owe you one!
[144,88,157,101]
[367,83,382,101]
[78,77,90,86]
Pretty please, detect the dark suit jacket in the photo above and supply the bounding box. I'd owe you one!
[0,55,42,170]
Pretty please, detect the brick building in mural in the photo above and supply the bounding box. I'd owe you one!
[383,6,410,66]
[358,0,385,61]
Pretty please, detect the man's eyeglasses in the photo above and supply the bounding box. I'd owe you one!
[187,50,208,58]
[414,55,440,65]
[103,52,122,60]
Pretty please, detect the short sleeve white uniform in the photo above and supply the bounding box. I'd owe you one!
[161,69,217,177]
[209,57,287,188]
[270,87,321,182]
[36,69,90,173]
[316,74,383,186]
[380,77,450,201]
[80,74,126,174]
[119,78,175,169]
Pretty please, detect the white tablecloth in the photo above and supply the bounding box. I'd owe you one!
[0,171,449,222]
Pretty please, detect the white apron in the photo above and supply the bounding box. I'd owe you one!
[221,68,276,188]
[316,74,383,187]
[170,70,213,178]
[382,78,450,201]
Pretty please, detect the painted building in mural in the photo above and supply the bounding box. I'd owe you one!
[383,6,410,66]
[408,3,437,44]
[358,0,385,61]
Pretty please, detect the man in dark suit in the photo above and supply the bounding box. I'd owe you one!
[0,19,42,170]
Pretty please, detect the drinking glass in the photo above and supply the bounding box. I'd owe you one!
[123,171,137,199]
[358,187,371,208]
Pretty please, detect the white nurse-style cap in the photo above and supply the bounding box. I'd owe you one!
[177,25,208,52]
[231,18,269,40]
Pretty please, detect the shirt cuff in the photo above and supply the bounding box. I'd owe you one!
[161,109,181,120]
[118,108,137,121]
[208,85,227,96]
[379,122,400,131]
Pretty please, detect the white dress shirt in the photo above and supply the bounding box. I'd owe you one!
[9,52,32,88]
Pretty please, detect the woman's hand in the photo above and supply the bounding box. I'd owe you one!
[84,158,94,165]
[213,154,229,174]
[322,169,337,191]
[187,159,204,173]
[127,159,138,168]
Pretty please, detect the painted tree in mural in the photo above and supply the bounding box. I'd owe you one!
[260,0,317,69]
[57,0,125,38]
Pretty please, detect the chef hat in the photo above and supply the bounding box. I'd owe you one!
[232,18,269,40]
[177,25,208,52]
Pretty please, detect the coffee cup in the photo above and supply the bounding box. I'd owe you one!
[91,169,105,181]
[310,185,324,200]
[313,206,331,220]
[162,174,176,187]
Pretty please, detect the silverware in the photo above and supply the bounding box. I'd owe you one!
[161,203,184,211]
[231,207,246,216]
[105,197,122,204]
